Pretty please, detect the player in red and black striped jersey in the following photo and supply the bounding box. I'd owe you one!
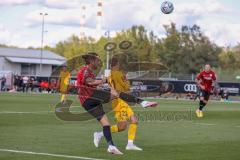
[195,64,217,118]
[77,52,157,155]
[77,52,123,155]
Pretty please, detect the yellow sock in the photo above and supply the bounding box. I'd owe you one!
[60,94,65,102]
[110,125,119,133]
[128,123,137,141]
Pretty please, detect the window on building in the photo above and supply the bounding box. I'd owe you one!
[21,64,36,75]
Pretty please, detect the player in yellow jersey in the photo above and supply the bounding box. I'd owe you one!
[94,57,143,151]
[58,65,71,103]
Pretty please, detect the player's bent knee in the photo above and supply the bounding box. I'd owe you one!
[131,120,138,125]
[202,99,208,104]
[130,116,138,124]
[99,115,110,126]
[117,122,127,131]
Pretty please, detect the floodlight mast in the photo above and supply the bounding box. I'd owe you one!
[39,12,48,76]
[105,30,111,77]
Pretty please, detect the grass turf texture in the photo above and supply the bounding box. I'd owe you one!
[0,92,240,160]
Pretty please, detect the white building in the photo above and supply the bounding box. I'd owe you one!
[0,47,66,77]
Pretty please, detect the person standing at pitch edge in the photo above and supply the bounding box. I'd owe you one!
[195,64,217,118]
[58,65,71,104]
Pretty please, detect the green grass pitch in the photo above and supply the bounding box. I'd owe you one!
[0,92,240,160]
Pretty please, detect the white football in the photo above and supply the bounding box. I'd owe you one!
[161,1,174,14]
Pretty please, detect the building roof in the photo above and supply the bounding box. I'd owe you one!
[0,47,65,60]
[6,57,64,65]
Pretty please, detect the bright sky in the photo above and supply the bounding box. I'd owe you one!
[0,0,239,48]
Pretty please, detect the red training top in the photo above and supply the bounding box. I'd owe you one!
[77,66,97,104]
[196,70,216,93]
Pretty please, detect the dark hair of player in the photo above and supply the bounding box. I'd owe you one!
[82,52,99,65]
[110,57,119,68]
[61,65,67,68]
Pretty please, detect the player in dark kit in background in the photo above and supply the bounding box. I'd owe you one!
[77,52,157,155]
[195,64,216,118]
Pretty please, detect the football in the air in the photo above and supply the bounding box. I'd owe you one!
[161,1,174,14]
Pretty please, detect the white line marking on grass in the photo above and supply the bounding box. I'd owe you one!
[0,110,84,114]
[0,111,51,114]
[145,97,240,104]
[193,122,216,126]
[0,148,106,160]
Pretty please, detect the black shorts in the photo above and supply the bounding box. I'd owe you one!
[82,98,105,121]
[199,89,211,101]
[91,89,111,104]
[82,89,111,121]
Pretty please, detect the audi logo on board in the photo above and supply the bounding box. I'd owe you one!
[184,84,197,92]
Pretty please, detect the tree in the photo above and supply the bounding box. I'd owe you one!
[156,23,221,73]
[219,45,240,70]
[42,24,224,74]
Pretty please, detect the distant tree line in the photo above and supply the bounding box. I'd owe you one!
[1,23,240,74]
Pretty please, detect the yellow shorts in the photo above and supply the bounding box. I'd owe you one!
[60,85,68,94]
[112,98,134,122]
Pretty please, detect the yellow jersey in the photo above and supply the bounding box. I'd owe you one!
[59,70,71,87]
[108,69,130,92]
[109,69,133,121]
